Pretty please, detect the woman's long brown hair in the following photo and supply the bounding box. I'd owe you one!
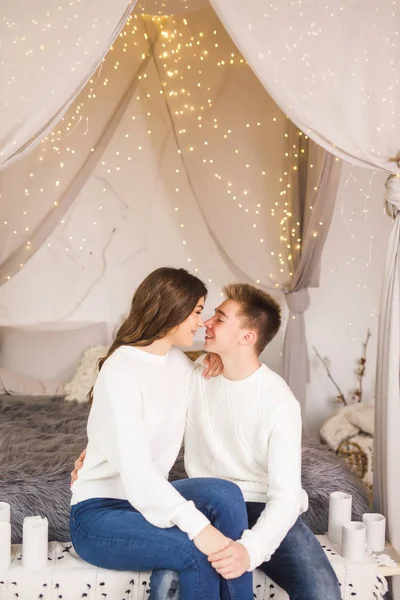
[88,267,207,403]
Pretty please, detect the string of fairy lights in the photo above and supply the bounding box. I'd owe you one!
[143,13,323,288]
[0,5,375,317]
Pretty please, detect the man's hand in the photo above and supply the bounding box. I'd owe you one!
[70,448,86,487]
[208,540,250,579]
[193,524,231,556]
[202,353,223,380]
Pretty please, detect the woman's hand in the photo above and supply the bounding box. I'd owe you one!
[193,524,231,556]
[202,353,223,379]
[70,448,86,486]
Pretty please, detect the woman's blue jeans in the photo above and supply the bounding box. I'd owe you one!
[70,478,253,600]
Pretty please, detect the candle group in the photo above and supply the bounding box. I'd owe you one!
[327,491,386,561]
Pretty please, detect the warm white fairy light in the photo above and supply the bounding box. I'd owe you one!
[1,13,147,282]
[2,9,335,288]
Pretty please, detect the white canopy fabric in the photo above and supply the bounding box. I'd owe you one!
[210,0,400,174]
[0,0,135,170]
[0,5,340,412]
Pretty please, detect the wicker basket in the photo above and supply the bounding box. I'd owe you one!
[336,439,368,480]
[336,439,372,504]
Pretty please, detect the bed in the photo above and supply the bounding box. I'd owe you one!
[0,393,369,545]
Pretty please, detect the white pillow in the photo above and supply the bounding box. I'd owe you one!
[345,403,374,435]
[64,345,108,403]
[0,367,64,396]
[0,323,108,383]
[319,407,359,451]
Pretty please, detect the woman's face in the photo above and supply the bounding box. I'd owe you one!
[169,297,205,347]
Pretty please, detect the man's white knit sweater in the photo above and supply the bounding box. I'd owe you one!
[184,363,308,571]
[70,345,210,540]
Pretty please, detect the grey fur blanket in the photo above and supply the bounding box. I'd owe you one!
[0,395,368,544]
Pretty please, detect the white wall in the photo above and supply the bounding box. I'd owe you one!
[0,159,392,436]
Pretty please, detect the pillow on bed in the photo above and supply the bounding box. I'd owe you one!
[0,368,64,396]
[0,323,108,383]
[64,347,206,403]
[64,345,108,403]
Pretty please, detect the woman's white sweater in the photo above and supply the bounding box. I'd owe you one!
[70,346,210,540]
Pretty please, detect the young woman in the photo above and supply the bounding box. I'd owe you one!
[70,267,253,600]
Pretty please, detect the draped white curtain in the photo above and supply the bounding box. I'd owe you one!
[282,138,341,405]
[0,0,135,170]
[374,176,400,593]
[0,13,148,284]
[209,0,400,594]
[210,0,400,174]
[0,3,340,414]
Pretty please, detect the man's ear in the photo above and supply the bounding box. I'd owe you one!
[239,330,257,347]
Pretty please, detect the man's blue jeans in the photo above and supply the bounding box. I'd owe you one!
[70,478,253,600]
[151,501,342,600]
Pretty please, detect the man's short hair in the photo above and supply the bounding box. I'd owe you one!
[223,283,282,355]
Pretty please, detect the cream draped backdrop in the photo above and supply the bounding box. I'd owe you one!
[0,0,136,169]
[209,0,400,594]
[0,1,340,414]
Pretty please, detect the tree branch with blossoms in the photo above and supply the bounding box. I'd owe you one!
[313,329,371,406]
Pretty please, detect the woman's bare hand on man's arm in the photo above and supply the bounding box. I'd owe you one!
[70,448,86,486]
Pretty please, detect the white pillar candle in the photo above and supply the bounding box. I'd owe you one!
[362,513,386,552]
[0,503,10,523]
[341,521,367,562]
[328,491,352,548]
[0,521,11,571]
[22,516,48,570]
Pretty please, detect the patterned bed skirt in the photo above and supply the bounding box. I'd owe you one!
[0,537,387,600]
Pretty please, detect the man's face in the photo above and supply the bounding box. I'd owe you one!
[203,299,246,354]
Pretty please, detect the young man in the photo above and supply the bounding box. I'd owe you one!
[73,283,341,599]
[151,284,341,600]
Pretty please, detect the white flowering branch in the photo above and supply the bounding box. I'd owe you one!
[312,345,347,405]
[313,328,372,406]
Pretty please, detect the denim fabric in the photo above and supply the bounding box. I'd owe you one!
[151,502,341,600]
[247,503,341,600]
[70,478,253,600]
